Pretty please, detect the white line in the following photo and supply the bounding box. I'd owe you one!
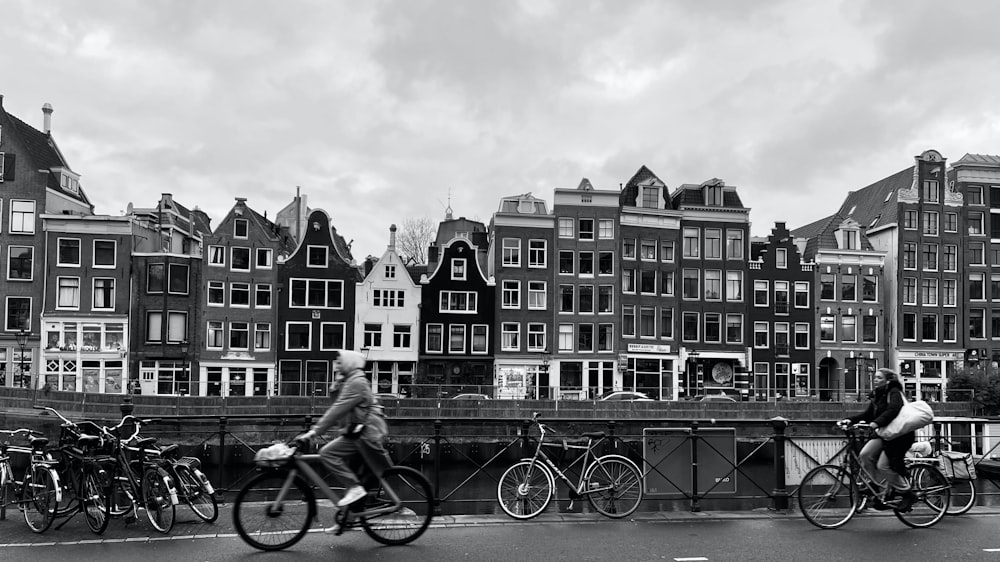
[675,558,709,561]
[983,548,1000,552]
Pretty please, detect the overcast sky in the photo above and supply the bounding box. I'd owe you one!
[5,0,1000,259]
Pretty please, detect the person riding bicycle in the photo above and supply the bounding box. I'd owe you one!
[295,350,392,507]
[840,368,916,511]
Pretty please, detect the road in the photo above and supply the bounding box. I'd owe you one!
[3,507,1000,561]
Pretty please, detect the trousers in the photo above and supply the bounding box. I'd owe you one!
[318,433,392,489]
[859,437,910,491]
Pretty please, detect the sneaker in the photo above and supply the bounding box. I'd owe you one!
[892,490,916,512]
[337,485,367,507]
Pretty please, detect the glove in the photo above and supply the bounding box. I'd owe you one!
[293,431,316,448]
[836,419,851,428]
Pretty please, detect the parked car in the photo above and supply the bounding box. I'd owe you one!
[451,393,490,400]
[694,393,737,402]
[597,391,654,402]
[374,392,404,400]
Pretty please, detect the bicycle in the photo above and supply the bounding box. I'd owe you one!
[908,430,978,516]
[0,428,40,520]
[797,422,951,529]
[496,412,643,520]
[232,441,434,551]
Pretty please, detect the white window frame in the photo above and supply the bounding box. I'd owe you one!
[528,239,547,268]
[501,322,520,351]
[7,245,33,281]
[231,246,251,272]
[502,238,521,267]
[254,323,271,350]
[230,282,251,308]
[208,245,226,266]
[207,280,225,306]
[472,324,489,354]
[528,281,546,310]
[57,238,81,267]
[56,276,81,310]
[256,248,273,269]
[93,240,117,269]
[234,218,249,238]
[285,321,312,351]
[307,245,329,268]
[9,200,35,234]
[451,258,467,280]
[255,283,272,308]
[207,321,224,349]
[92,277,115,310]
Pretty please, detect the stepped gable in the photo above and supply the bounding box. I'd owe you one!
[836,166,912,232]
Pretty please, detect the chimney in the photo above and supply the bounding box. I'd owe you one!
[42,103,53,133]
[389,224,397,250]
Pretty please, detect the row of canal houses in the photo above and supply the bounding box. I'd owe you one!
[3,97,997,402]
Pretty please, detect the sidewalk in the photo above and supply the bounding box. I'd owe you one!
[4,504,1000,547]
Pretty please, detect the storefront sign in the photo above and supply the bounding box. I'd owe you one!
[627,344,672,353]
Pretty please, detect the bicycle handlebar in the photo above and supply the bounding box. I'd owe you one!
[34,405,75,427]
[0,428,39,437]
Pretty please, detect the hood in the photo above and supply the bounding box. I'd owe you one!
[338,349,366,372]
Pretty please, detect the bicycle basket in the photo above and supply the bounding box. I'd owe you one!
[938,450,977,480]
[254,443,295,467]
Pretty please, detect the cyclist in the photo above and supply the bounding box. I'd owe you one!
[295,350,392,507]
[841,367,916,511]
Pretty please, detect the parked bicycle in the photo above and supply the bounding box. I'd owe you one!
[0,428,40,520]
[496,412,643,520]
[797,422,951,529]
[232,441,434,551]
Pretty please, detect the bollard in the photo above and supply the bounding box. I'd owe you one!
[433,419,443,516]
[771,416,790,510]
[690,420,700,512]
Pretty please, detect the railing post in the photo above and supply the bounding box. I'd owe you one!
[217,416,228,495]
[771,416,790,511]
[433,419,443,516]
[607,420,616,453]
[690,420,700,512]
[521,418,531,451]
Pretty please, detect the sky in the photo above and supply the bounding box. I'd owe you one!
[5,0,1000,260]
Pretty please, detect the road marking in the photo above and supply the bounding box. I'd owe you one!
[675,558,709,561]
[984,548,1000,552]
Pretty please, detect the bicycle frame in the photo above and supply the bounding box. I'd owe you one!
[268,452,402,520]
[524,420,622,499]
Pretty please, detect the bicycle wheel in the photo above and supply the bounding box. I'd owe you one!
[797,464,856,529]
[81,466,111,534]
[174,464,218,522]
[21,465,58,533]
[0,461,11,513]
[497,459,554,520]
[946,478,976,516]
[361,466,434,546]
[584,455,643,518]
[233,469,315,551]
[898,464,950,528]
[109,465,137,518]
[141,467,176,533]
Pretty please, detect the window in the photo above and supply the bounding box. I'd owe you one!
[970,309,985,339]
[661,241,675,262]
[598,219,614,239]
[231,282,250,307]
[922,278,938,305]
[528,240,546,268]
[943,314,957,341]
[660,309,673,339]
[970,212,985,235]
[622,269,635,293]
[579,218,594,240]
[944,213,958,232]
[558,218,574,237]
[622,306,635,337]
[598,323,614,351]
[944,279,957,306]
[364,323,382,348]
[559,250,574,274]
[726,314,742,344]
[426,324,443,353]
[704,270,722,300]
[147,264,164,294]
[393,325,412,348]
[320,324,346,350]
[968,185,984,205]
[560,284,575,312]
[146,311,187,343]
[922,211,938,236]
[841,274,856,301]
[231,247,251,271]
[683,228,700,258]
[754,280,769,306]
[993,274,1000,301]
[660,271,674,296]
[862,275,877,302]
[640,306,656,337]
[774,281,789,314]
[168,264,189,294]
[384,264,396,279]
[451,258,466,280]
[9,200,35,234]
[207,321,224,349]
[256,248,273,269]
[902,313,916,340]
[57,277,80,309]
[58,239,81,266]
[502,238,521,266]
[255,323,271,350]
[922,179,939,203]
[307,246,328,267]
[286,322,311,350]
[903,210,917,229]
[862,316,878,343]
[502,280,520,309]
[794,322,810,348]
[843,229,859,250]
[726,230,744,260]
[93,278,114,309]
[598,252,614,275]
[256,283,272,308]
[374,289,405,307]
[449,325,466,353]
[640,270,656,294]
[232,218,249,238]
[727,271,743,302]
[439,291,477,313]
[970,273,986,300]
[578,324,594,352]
[5,296,31,331]
[93,240,116,268]
[472,325,488,353]
[208,281,225,306]
[705,229,722,259]
[623,239,636,259]
[841,315,857,343]
[794,281,809,307]
[579,252,594,276]
[559,324,575,351]
[681,269,699,299]
[820,315,836,342]
[289,279,344,308]
[641,186,659,208]
[209,246,225,266]
[579,285,594,313]
[902,277,916,304]
[640,240,656,260]
[7,246,32,280]
[970,242,985,265]
[502,323,520,351]
[902,243,917,269]
[598,285,613,313]
[922,244,938,270]
[775,248,787,269]
[682,312,699,342]
[921,315,937,342]
[230,322,250,350]
[528,281,546,309]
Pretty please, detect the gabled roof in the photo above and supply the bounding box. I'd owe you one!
[670,179,746,209]
[953,153,1000,167]
[2,106,92,205]
[619,165,668,208]
[792,212,875,260]
[835,166,912,232]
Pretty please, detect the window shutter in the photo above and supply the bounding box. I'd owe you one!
[2,153,14,181]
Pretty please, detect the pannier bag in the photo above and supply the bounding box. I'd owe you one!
[938,450,977,480]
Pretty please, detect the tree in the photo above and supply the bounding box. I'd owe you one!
[947,365,1000,415]
[397,217,436,265]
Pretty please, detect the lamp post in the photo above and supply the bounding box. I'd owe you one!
[15,329,31,402]
[539,352,550,400]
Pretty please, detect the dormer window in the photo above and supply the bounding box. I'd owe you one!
[836,223,861,250]
[705,185,723,206]
[58,171,79,194]
[641,186,659,208]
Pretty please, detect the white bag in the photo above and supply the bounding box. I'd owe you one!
[876,392,934,441]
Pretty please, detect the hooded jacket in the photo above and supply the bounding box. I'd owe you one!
[309,350,387,439]
[847,379,905,428]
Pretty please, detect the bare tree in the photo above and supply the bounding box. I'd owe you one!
[397,216,436,265]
